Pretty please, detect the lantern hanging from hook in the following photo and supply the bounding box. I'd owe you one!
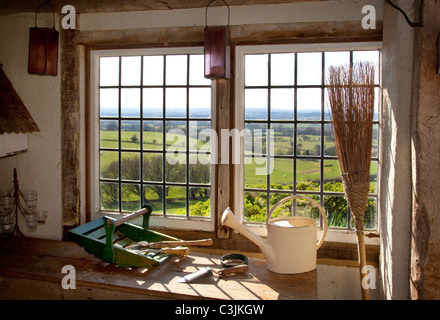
[28,0,59,76]
[204,0,231,79]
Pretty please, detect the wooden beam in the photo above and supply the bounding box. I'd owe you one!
[61,27,81,235]
[215,79,233,239]
[0,0,334,15]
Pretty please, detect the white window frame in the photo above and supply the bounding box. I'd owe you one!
[89,47,216,232]
[234,42,382,245]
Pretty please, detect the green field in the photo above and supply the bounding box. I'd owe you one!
[99,126,378,228]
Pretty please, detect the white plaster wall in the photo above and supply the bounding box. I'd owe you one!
[380,0,415,299]
[0,13,63,240]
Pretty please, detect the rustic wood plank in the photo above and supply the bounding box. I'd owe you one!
[0,0,334,15]
[61,27,81,233]
[0,238,317,300]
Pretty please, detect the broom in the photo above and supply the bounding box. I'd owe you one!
[326,62,375,300]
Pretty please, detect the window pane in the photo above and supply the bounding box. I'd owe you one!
[143,153,163,182]
[270,88,294,120]
[121,152,140,181]
[100,88,118,117]
[363,197,377,230]
[100,120,119,149]
[323,160,342,192]
[189,187,210,217]
[270,158,293,190]
[245,54,268,86]
[100,182,119,211]
[166,55,187,85]
[325,51,350,79]
[121,183,140,212]
[100,151,119,180]
[121,56,141,86]
[323,124,336,156]
[271,123,294,156]
[244,123,267,156]
[370,161,378,191]
[143,56,164,85]
[297,124,321,156]
[143,120,163,150]
[244,191,267,223]
[269,193,294,219]
[189,121,211,152]
[189,154,210,185]
[297,52,322,85]
[297,88,322,121]
[270,53,295,85]
[245,89,268,120]
[166,88,186,118]
[296,159,321,190]
[166,186,187,215]
[165,153,186,183]
[100,57,119,86]
[324,195,348,228]
[121,120,140,150]
[121,88,140,117]
[244,157,267,188]
[372,124,379,158]
[353,50,379,84]
[143,88,163,118]
[166,121,186,151]
[190,54,211,86]
[189,88,211,118]
[143,184,163,214]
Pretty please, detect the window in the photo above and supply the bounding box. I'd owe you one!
[90,47,214,231]
[235,43,381,238]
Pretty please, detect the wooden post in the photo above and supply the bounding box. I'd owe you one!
[61,27,80,236]
[215,78,232,239]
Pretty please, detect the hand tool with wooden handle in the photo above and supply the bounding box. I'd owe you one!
[127,238,213,250]
[140,247,190,256]
[215,264,249,279]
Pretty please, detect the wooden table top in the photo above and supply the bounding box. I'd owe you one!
[0,237,317,300]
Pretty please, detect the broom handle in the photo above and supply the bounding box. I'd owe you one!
[357,231,370,300]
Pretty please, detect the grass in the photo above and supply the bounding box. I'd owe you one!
[99,128,378,218]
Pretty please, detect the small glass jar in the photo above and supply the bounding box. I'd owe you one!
[38,210,48,224]
[24,213,38,231]
[23,191,38,209]
[0,213,14,232]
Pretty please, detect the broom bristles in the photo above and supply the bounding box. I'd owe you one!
[327,62,375,224]
[327,61,376,301]
[327,62,375,183]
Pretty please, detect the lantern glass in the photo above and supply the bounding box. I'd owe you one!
[204,26,230,79]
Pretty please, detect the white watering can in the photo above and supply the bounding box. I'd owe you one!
[222,195,328,274]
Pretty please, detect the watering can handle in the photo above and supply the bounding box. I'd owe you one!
[266,195,328,250]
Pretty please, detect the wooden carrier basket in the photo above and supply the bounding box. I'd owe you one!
[68,204,182,268]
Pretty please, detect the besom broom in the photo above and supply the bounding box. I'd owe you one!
[326,62,375,300]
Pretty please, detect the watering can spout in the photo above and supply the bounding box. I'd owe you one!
[221,208,275,263]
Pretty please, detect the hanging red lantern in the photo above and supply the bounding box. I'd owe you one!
[28,1,59,76]
[204,0,231,79]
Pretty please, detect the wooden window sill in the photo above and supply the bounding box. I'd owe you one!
[0,237,317,300]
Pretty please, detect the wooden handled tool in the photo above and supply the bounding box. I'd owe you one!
[140,247,190,256]
[149,238,213,249]
[215,264,248,279]
[127,238,213,250]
